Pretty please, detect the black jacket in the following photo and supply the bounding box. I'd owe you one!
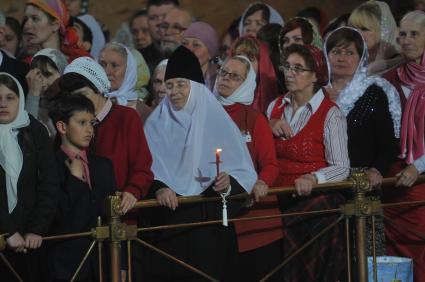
[347,84,399,174]
[47,149,116,281]
[0,50,29,94]
[0,116,59,236]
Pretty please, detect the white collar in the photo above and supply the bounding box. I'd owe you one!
[282,89,325,114]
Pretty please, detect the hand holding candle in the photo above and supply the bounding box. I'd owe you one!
[215,148,222,177]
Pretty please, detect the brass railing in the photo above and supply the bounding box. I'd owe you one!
[2,172,425,282]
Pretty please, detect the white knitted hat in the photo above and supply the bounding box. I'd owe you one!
[64,56,110,93]
[33,48,68,74]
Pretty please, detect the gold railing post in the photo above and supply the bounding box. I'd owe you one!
[106,193,125,282]
[351,170,370,282]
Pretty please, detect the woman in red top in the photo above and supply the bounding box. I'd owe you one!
[267,44,350,282]
[215,55,280,281]
[383,10,425,282]
[59,57,153,213]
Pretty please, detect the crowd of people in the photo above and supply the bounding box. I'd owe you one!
[0,0,425,281]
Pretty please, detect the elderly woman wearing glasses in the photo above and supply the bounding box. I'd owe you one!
[215,55,280,281]
[266,44,350,282]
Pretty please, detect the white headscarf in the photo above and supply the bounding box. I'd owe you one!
[324,27,401,137]
[103,43,138,105]
[144,80,257,196]
[238,2,284,36]
[33,48,68,74]
[0,73,30,213]
[215,56,257,106]
[78,14,106,59]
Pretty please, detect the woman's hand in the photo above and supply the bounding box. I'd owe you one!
[6,232,26,252]
[270,119,293,138]
[366,168,383,188]
[121,192,138,214]
[24,233,43,249]
[156,188,178,210]
[396,165,419,187]
[214,172,230,193]
[26,68,46,97]
[252,180,268,202]
[294,174,317,196]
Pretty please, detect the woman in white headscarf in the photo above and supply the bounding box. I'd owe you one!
[215,55,280,281]
[143,46,257,281]
[0,72,58,280]
[348,0,404,75]
[239,2,284,37]
[98,42,152,122]
[324,26,401,258]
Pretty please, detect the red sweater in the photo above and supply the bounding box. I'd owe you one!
[273,97,333,186]
[224,103,281,252]
[93,105,153,199]
[224,103,278,185]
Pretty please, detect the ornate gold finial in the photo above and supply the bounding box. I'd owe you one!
[349,168,371,194]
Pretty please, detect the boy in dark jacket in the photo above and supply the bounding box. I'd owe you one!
[47,94,116,282]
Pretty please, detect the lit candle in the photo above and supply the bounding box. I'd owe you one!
[215,148,222,177]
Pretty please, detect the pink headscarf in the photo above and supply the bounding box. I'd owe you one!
[398,52,425,164]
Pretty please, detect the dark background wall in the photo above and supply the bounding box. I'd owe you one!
[1,0,365,37]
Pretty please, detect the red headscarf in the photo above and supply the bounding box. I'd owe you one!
[304,44,329,86]
[26,0,90,62]
[231,36,280,113]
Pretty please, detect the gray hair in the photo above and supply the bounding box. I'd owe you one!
[401,10,425,28]
[223,56,251,79]
[100,42,128,60]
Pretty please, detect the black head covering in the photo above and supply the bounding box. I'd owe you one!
[164,46,205,84]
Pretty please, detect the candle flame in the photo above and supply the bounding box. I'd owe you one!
[216,148,222,153]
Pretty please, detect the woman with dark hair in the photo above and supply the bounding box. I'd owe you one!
[231,35,280,113]
[0,72,59,281]
[267,44,350,282]
[23,0,90,62]
[25,48,67,136]
[1,17,22,57]
[278,17,323,52]
[239,2,284,37]
[383,10,425,282]
[324,27,401,258]
[296,6,329,34]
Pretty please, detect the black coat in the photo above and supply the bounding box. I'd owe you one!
[0,50,29,94]
[47,149,116,281]
[0,116,59,236]
[347,84,399,174]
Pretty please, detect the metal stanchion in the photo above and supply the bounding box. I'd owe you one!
[106,193,124,282]
[345,218,352,282]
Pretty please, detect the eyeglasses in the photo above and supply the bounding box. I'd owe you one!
[279,63,312,74]
[158,23,187,34]
[217,69,246,82]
